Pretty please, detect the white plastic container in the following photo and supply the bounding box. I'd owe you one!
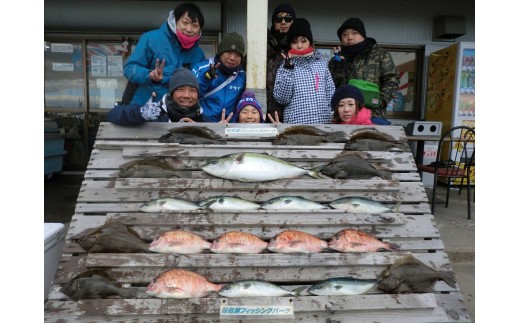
[45,223,66,300]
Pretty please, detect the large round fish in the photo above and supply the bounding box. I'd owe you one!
[218,280,296,297]
[210,231,268,254]
[146,269,223,299]
[308,277,377,296]
[148,230,211,254]
[199,196,261,211]
[268,230,328,254]
[140,197,201,212]
[329,196,400,213]
[328,229,400,252]
[201,152,321,182]
[261,196,327,210]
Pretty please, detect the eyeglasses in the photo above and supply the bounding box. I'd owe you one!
[274,15,293,23]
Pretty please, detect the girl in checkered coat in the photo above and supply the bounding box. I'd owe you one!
[274,18,334,124]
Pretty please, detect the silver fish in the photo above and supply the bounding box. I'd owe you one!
[140,197,201,212]
[218,280,297,297]
[261,195,327,210]
[308,277,377,296]
[199,196,261,211]
[202,152,321,182]
[329,196,400,213]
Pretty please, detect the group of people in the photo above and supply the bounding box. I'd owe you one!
[106,2,398,127]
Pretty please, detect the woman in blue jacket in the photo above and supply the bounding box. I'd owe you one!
[123,3,206,106]
[192,32,246,122]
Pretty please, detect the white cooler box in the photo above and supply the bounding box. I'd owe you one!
[45,223,66,300]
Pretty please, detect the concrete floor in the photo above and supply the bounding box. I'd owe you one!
[44,173,475,322]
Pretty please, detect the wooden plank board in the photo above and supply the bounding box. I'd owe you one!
[45,123,470,322]
[96,122,408,141]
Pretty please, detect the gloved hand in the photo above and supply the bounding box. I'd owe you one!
[139,92,166,121]
[204,63,219,80]
[281,51,294,69]
[332,46,345,62]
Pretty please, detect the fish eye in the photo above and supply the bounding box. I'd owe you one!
[222,285,230,291]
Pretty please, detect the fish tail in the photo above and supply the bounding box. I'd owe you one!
[441,271,457,288]
[379,170,394,180]
[308,169,324,179]
[386,242,401,252]
[391,201,402,213]
[120,288,137,299]
[292,285,309,296]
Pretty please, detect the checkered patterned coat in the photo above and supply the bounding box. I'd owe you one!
[274,51,334,124]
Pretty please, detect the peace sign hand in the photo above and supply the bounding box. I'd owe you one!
[149,59,166,82]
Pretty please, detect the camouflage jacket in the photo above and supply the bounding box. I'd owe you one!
[328,38,398,117]
[266,29,289,122]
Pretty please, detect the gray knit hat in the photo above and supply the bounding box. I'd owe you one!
[217,32,246,58]
[169,67,199,94]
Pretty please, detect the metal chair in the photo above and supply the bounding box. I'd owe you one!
[416,125,475,219]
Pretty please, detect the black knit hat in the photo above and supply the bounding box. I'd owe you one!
[217,32,246,58]
[287,18,313,44]
[331,85,365,110]
[336,17,367,40]
[271,3,296,26]
[169,67,199,94]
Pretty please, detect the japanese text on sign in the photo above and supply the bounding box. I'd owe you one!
[220,305,294,318]
[225,127,278,137]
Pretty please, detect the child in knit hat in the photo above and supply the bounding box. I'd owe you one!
[330,85,373,125]
[220,90,280,123]
[273,17,335,124]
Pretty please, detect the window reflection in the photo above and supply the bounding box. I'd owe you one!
[44,41,84,109]
[87,42,129,109]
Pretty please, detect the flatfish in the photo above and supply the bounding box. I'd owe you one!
[61,269,136,300]
[348,127,398,142]
[74,220,149,253]
[317,154,392,180]
[344,138,410,151]
[118,158,181,178]
[273,125,346,145]
[377,255,457,293]
[158,125,227,144]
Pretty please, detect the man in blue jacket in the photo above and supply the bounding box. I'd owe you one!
[106,68,202,126]
[123,3,206,106]
[192,32,246,122]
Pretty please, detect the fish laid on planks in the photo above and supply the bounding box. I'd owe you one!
[316,152,393,180]
[61,269,136,300]
[260,195,328,210]
[307,277,377,296]
[273,125,347,145]
[210,231,269,254]
[146,269,223,298]
[328,228,400,252]
[202,152,322,182]
[218,280,297,297]
[377,255,457,293]
[329,196,400,213]
[148,230,212,254]
[118,158,181,178]
[158,126,227,144]
[140,197,202,212]
[199,196,261,211]
[268,230,328,254]
[74,220,149,253]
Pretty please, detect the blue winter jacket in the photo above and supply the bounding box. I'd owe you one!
[105,102,169,126]
[123,21,205,106]
[192,58,246,122]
